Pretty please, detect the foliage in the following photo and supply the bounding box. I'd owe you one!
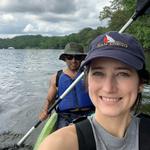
[0,0,149,49]
[99,0,150,48]
[0,27,107,51]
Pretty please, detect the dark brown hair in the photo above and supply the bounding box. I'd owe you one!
[134,66,150,114]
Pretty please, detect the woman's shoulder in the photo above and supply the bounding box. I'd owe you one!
[38,124,78,150]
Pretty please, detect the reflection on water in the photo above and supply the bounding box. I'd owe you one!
[0,132,32,150]
[143,85,150,104]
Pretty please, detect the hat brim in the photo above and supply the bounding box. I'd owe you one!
[81,48,143,70]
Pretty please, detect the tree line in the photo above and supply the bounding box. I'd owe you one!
[0,0,149,50]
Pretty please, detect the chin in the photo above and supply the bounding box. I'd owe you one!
[97,107,124,118]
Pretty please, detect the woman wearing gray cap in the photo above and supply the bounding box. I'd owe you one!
[38,32,150,150]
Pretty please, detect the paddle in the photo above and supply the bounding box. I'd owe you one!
[16,0,150,147]
[16,72,84,147]
[119,0,150,33]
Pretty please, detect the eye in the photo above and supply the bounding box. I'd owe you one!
[92,71,105,76]
[116,72,130,77]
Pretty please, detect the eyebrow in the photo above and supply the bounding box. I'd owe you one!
[90,66,133,71]
[90,66,104,70]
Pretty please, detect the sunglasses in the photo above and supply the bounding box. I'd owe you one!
[65,55,85,61]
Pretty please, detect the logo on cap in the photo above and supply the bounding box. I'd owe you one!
[103,35,115,44]
[96,34,128,49]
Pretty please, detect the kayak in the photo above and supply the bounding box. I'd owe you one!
[33,112,58,150]
[33,111,94,150]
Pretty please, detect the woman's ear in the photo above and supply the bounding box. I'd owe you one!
[138,84,144,93]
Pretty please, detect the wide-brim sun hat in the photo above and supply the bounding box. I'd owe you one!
[59,42,86,61]
[81,31,145,70]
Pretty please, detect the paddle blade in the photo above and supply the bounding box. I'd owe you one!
[136,0,150,15]
[33,112,58,150]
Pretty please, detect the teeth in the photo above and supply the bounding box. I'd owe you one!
[101,96,120,102]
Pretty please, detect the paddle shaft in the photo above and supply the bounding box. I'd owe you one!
[17,72,84,146]
[119,0,150,33]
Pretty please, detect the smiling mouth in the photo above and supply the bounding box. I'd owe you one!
[100,96,122,102]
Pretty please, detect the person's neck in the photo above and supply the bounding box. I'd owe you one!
[64,68,78,79]
[95,111,132,138]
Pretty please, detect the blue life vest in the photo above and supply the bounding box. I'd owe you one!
[57,72,93,112]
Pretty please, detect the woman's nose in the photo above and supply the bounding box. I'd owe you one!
[102,76,118,93]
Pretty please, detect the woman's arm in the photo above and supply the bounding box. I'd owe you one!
[38,125,78,150]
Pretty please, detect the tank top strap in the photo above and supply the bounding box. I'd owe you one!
[75,119,96,150]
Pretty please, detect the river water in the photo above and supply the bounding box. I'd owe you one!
[0,49,65,149]
[0,49,150,149]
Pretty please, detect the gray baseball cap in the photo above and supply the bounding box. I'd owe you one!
[81,31,145,70]
[59,42,86,61]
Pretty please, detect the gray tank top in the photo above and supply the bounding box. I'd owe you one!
[88,115,140,150]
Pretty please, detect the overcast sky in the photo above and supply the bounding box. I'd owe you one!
[0,0,110,38]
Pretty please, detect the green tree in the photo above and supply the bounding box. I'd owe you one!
[99,0,150,48]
